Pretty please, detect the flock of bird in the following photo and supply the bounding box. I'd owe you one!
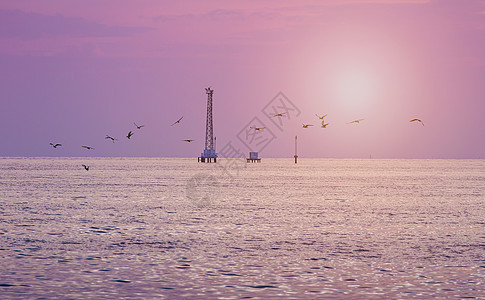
[300,114,423,129]
[49,117,187,171]
[249,112,424,132]
[51,110,424,170]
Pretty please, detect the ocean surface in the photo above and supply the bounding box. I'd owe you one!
[0,157,484,299]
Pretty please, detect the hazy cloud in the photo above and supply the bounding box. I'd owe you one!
[0,9,151,40]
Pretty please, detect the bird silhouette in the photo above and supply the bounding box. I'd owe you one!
[171,116,183,126]
[321,121,329,128]
[250,126,265,131]
[410,118,424,126]
[272,112,287,117]
[81,145,95,150]
[134,122,145,129]
[49,143,62,148]
[105,135,117,143]
[82,164,89,171]
[302,124,313,128]
[316,114,327,120]
[347,119,364,124]
[126,131,134,139]
[183,139,195,142]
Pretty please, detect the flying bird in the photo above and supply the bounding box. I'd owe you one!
[171,116,183,126]
[410,118,424,126]
[134,122,145,129]
[302,124,313,128]
[347,119,364,124]
[126,131,134,139]
[183,139,195,143]
[272,112,287,117]
[321,121,329,128]
[81,145,95,150]
[250,126,265,131]
[105,135,117,143]
[82,164,89,171]
[316,114,327,120]
[49,143,62,148]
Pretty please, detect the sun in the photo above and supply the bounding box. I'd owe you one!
[332,67,377,110]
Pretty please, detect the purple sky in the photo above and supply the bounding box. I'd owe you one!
[1,0,484,158]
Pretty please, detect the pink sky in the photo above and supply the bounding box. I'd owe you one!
[1,0,484,158]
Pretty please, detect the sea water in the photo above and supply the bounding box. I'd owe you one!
[0,157,484,299]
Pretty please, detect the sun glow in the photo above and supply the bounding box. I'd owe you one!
[333,68,377,110]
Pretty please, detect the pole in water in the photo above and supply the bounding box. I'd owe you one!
[294,135,298,164]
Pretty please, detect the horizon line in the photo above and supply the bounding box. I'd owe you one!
[0,156,483,160]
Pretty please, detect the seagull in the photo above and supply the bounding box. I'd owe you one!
[347,119,364,124]
[82,164,89,171]
[410,118,424,126]
[321,121,329,128]
[81,145,95,150]
[272,112,287,117]
[134,122,145,129]
[171,116,183,126]
[126,131,134,139]
[302,124,313,128]
[250,126,265,131]
[49,143,62,148]
[316,114,327,120]
[183,139,195,142]
[105,135,117,143]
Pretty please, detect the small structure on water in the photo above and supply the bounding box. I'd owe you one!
[199,149,217,163]
[247,151,261,163]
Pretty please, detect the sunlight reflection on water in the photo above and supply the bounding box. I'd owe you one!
[0,158,484,298]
